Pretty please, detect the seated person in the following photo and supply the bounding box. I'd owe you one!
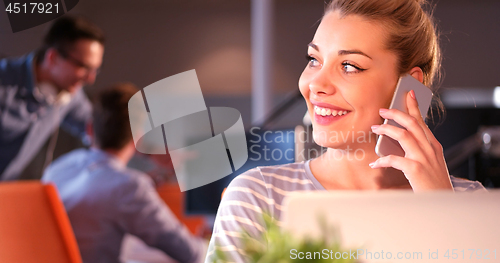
[42,83,206,263]
[205,0,487,262]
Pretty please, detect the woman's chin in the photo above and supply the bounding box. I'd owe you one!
[312,131,339,149]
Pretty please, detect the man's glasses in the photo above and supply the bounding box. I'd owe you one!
[57,49,101,76]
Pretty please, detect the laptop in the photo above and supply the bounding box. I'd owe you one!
[282,191,500,263]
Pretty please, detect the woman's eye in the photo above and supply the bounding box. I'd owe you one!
[306,55,320,67]
[342,62,365,74]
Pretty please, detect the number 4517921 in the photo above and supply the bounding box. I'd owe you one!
[5,3,59,14]
[444,249,496,260]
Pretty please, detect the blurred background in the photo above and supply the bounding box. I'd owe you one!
[1,0,499,215]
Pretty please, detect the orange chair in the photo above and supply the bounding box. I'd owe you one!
[156,183,205,235]
[0,181,82,263]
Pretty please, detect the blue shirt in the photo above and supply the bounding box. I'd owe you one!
[42,148,206,263]
[0,52,91,180]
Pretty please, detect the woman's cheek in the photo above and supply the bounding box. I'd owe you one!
[298,73,311,96]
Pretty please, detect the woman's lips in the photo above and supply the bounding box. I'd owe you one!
[311,102,350,125]
[314,105,348,117]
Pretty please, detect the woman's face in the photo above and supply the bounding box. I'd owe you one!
[299,11,400,149]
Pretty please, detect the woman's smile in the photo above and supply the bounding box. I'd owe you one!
[311,100,351,125]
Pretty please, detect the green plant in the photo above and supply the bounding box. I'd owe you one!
[213,214,358,263]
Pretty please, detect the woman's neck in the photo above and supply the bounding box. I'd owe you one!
[310,144,412,190]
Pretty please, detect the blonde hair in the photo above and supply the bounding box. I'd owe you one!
[325,0,441,87]
[325,0,443,121]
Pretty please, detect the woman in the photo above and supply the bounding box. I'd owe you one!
[205,0,486,262]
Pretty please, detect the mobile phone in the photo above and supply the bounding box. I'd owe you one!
[375,75,433,157]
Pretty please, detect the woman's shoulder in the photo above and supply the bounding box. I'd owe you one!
[450,176,487,192]
[229,161,317,192]
[221,162,315,224]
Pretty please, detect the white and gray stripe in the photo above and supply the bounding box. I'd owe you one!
[205,160,487,263]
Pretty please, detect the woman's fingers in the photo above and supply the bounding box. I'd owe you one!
[405,90,443,154]
[371,90,453,192]
[369,154,453,192]
[371,124,423,159]
[369,154,419,175]
[379,109,427,144]
[405,90,428,132]
[377,99,434,156]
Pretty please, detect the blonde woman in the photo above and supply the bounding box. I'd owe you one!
[206,0,486,262]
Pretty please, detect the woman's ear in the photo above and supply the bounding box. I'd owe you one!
[409,67,424,83]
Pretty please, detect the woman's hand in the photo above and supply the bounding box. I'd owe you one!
[369,90,453,192]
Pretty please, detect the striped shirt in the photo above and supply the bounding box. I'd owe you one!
[205,160,487,263]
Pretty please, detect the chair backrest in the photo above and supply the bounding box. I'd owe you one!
[156,183,205,235]
[0,181,82,263]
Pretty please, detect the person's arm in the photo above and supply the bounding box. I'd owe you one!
[115,174,206,263]
[205,169,272,263]
[60,89,92,141]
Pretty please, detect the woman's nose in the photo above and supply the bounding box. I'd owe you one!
[308,69,336,96]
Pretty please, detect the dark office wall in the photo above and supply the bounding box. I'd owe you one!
[0,0,498,129]
[435,0,500,88]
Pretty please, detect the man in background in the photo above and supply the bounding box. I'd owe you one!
[42,83,206,263]
[0,16,105,180]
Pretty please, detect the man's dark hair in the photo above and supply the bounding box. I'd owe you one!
[36,15,105,63]
[92,83,137,150]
